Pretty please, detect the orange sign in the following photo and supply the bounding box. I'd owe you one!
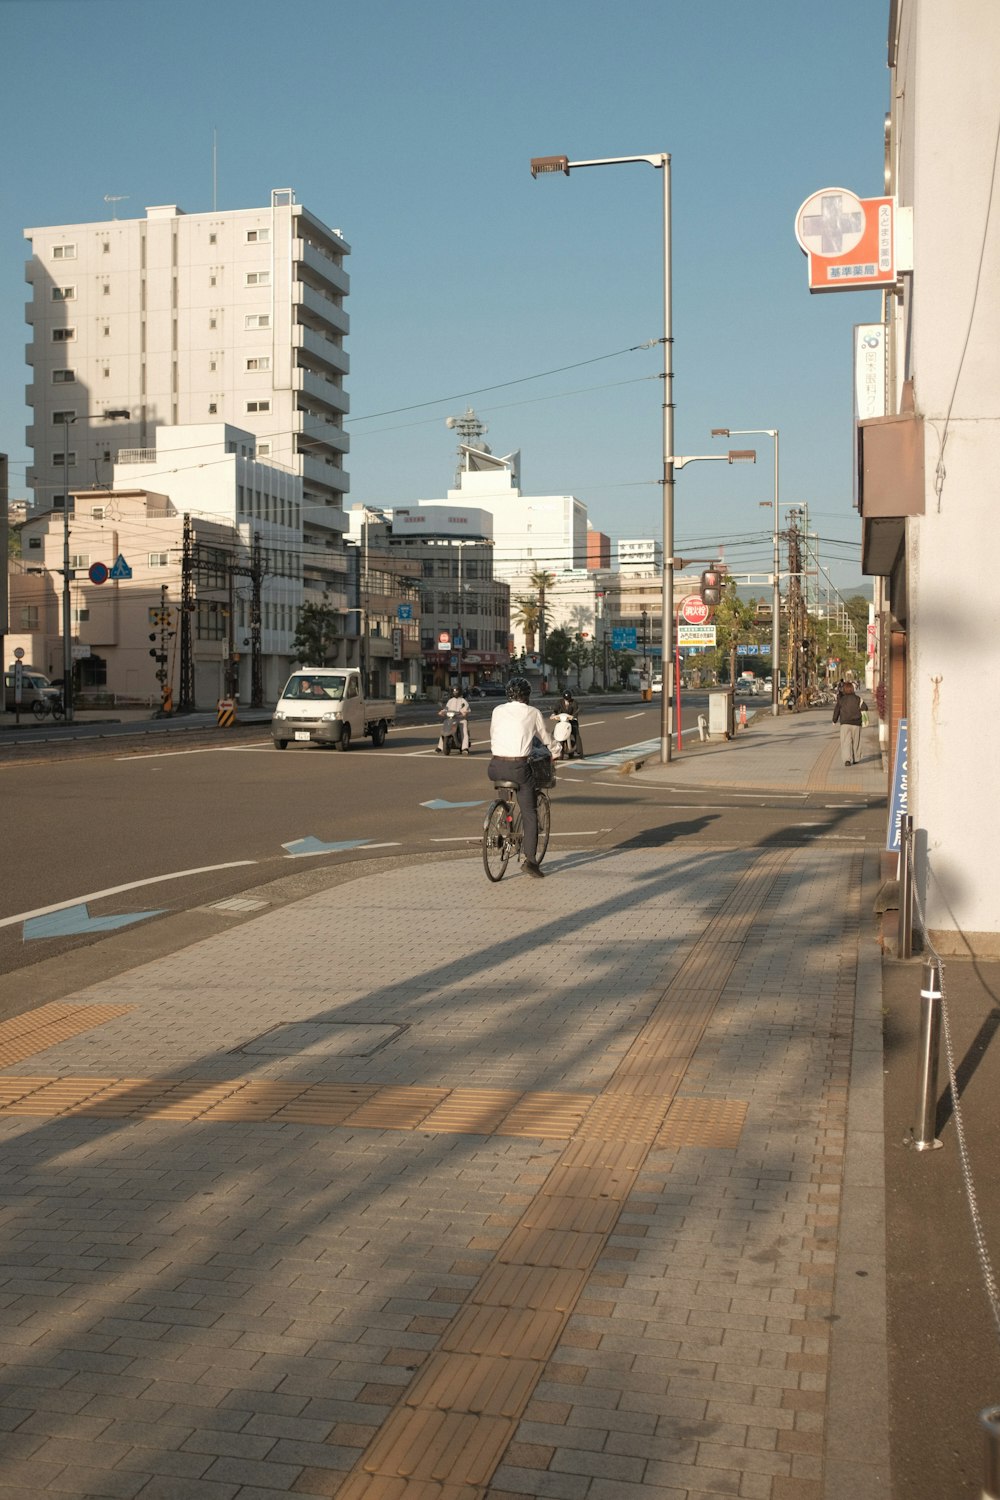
[795,188,895,292]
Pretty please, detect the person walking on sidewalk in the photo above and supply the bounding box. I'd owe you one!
[833,678,867,765]
[487,677,555,878]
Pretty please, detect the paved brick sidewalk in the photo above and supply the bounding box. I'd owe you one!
[0,717,888,1499]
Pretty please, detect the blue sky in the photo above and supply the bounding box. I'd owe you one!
[1,0,890,594]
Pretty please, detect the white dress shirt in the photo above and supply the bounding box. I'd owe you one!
[489,700,555,758]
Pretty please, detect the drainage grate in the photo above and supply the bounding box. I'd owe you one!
[235,1020,407,1058]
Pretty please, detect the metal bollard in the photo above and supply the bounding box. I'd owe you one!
[697,714,708,742]
[897,814,913,959]
[981,1406,1000,1497]
[910,958,943,1151]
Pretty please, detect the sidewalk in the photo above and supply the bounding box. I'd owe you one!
[0,710,893,1499]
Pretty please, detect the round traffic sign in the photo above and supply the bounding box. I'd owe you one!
[88,562,109,585]
[678,594,710,625]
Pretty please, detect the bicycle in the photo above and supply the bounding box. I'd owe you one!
[482,780,550,882]
[31,695,66,722]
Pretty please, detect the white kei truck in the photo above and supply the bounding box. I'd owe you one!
[271,668,395,752]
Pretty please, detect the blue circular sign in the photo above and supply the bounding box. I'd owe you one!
[88,562,109,585]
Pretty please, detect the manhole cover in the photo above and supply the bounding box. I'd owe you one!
[237,1022,405,1058]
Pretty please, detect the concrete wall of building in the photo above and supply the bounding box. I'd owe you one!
[894,0,1000,948]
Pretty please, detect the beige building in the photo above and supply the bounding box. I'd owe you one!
[23,190,351,611]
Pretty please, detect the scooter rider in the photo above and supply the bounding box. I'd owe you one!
[488,677,555,878]
[437,688,472,753]
[553,688,584,758]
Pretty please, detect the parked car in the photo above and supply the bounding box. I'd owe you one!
[4,668,61,714]
[652,674,663,693]
[472,682,506,698]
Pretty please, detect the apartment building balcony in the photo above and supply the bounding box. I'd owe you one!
[295,410,349,456]
[293,367,349,416]
[293,239,349,297]
[298,449,348,498]
[294,324,349,379]
[293,281,349,337]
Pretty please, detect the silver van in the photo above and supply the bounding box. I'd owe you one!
[4,668,61,715]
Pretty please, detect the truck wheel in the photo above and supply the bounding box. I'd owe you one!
[370,722,386,747]
[337,724,351,752]
[274,739,288,750]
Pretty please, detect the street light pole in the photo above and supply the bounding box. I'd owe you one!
[530,152,674,760]
[712,427,780,716]
[60,409,129,722]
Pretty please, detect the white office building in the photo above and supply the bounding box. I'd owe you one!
[441,446,587,578]
[617,538,663,575]
[23,189,351,611]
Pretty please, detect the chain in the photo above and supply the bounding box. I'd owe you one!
[908,824,1000,1343]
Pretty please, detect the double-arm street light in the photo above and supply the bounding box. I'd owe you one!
[60,409,130,721]
[530,152,675,760]
[712,426,780,716]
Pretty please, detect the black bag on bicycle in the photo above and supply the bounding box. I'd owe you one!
[528,746,556,791]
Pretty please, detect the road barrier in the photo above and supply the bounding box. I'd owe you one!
[217,698,237,728]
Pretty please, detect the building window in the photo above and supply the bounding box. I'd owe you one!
[19,605,40,629]
[209,275,217,287]
[102,283,111,295]
[208,402,217,414]
[245,313,270,329]
[208,317,217,329]
[53,410,76,424]
[52,369,75,384]
[51,286,76,301]
[209,359,217,371]
[257,442,270,457]
[197,601,226,641]
[52,451,76,466]
[91,506,105,520]
[102,324,111,337]
[72,607,90,624]
[102,241,110,253]
[69,553,89,569]
[52,327,75,342]
[209,232,217,245]
[245,270,270,287]
[246,357,270,371]
[246,400,270,413]
[51,243,76,259]
[27,536,42,551]
[149,552,169,567]
[246,228,270,243]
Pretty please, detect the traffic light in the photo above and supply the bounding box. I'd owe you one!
[700,568,723,608]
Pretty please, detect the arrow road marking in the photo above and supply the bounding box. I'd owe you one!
[420,799,486,811]
[281,837,401,859]
[0,862,256,931]
[24,904,165,940]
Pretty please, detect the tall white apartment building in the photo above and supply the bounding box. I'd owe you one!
[23,189,351,609]
[441,446,587,577]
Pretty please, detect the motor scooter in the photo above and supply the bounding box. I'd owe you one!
[550,711,576,761]
[438,708,470,755]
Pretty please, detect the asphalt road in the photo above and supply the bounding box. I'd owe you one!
[0,694,882,991]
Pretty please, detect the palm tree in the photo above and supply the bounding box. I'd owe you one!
[529,569,556,675]
[512,595,540,654]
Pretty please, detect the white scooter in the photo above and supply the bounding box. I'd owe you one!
[438,708,471,755]
[550,712,576,761]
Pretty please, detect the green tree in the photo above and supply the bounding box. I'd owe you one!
[292,600,341,665]
[544,627,572,687]
[711,582,761,683]
[567,633,590,689]
[530,569,556,671]
[512,595,540,654]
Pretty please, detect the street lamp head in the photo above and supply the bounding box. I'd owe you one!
[530,155,570,178]
[710,428,730,437]
[728,449,756,463]
[105,409,130,419]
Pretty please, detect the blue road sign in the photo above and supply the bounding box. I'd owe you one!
[397,603,413,620]
[612,627,637,650]
[109,553,132,580]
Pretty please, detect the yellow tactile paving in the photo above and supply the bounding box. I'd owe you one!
[362,1406,515,1485]
[495,1225,607,1271]
[403,1351,541,1417]
[343,1087,451,1130]
[442,1303,565,1362]
[336,1472,479,1500]
[518,1194,621,1236]
[0,1002,130,1067]
[419,1089,523,1135]
[470,1264,587,1312]
[495,1092,594,1138]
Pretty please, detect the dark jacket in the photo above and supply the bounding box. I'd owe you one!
[833,687,866,726]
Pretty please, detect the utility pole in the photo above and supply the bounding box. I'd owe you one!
[179,514,195,712]
[250,531,263,707]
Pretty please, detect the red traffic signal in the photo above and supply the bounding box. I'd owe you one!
[700,568,723,608]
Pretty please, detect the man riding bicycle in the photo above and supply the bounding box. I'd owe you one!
[487,677,555,879]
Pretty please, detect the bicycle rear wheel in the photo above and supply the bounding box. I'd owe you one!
[482,800,511,882]
[535,792,551,864]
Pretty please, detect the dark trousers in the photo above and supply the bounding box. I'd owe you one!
[487,757,539,862]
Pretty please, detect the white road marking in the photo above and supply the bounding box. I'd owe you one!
[624,713,646,720]
[0,861,257,931]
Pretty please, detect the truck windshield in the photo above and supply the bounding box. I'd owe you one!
[287,676,343,701]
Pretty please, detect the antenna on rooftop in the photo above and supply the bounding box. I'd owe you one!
[104,195,128,219]
[445,408,490,483]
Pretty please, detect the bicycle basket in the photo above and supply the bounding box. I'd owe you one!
[529,748,556,791]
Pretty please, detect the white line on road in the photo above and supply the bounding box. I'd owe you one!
[0,861,258,931]
[624,713,646,720]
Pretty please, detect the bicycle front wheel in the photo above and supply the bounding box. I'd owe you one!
[482,800,511,882]
[535,792,551,864]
